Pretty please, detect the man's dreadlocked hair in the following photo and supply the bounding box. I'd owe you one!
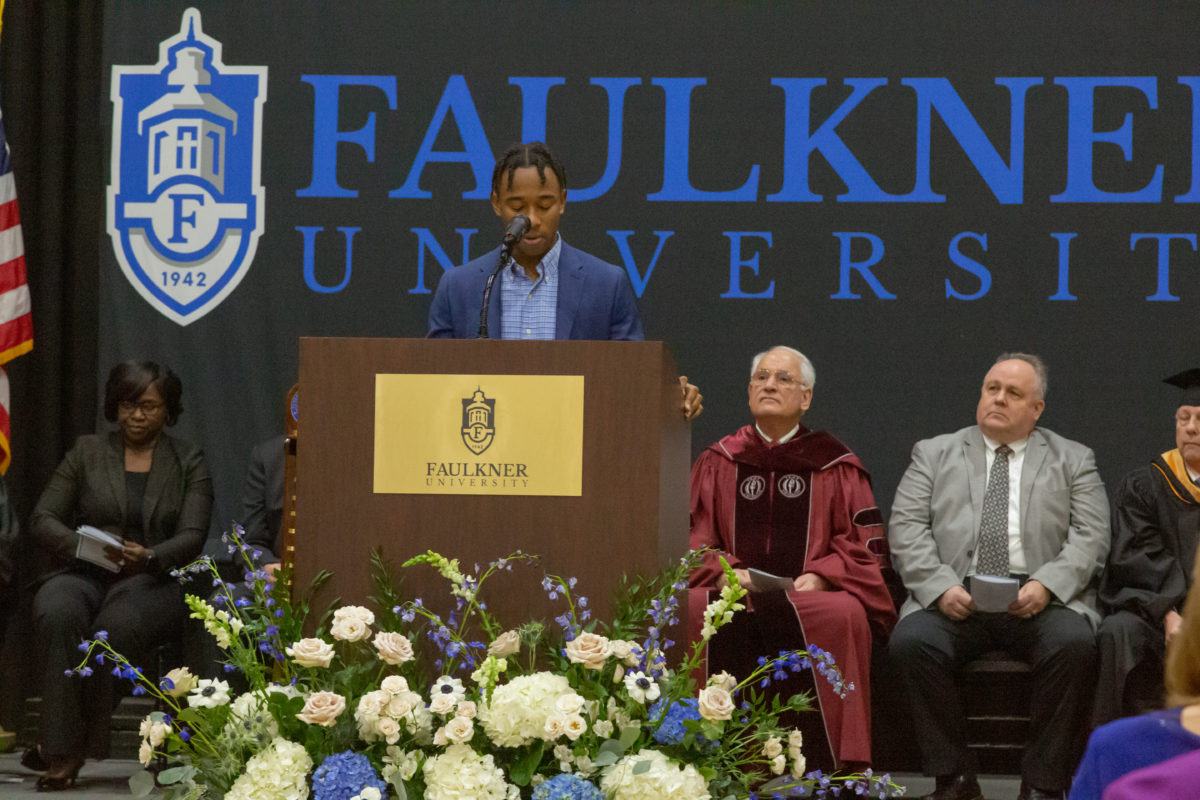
[491,141,567,195]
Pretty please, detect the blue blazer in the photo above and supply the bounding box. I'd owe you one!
[427,242,645,340]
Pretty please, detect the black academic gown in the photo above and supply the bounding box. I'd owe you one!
[1095,452,1200,724]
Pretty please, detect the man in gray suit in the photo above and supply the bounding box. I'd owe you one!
[889,354,1110,800]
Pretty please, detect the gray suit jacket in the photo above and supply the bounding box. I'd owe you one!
[889,425,1110,627]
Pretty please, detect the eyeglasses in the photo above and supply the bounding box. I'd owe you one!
[119,400,164,415]
[749,369,807,389]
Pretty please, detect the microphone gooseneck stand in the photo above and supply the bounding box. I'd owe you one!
[477,244,515,339]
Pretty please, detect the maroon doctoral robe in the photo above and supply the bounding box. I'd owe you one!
[687,425,897,766]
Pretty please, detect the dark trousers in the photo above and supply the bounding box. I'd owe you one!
[889,605,1097,790]
[32,570,186,758]
[1093,609,1164,727]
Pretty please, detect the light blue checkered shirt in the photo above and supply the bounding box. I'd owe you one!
[500,236,562,340]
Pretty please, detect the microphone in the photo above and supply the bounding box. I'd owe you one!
[502,214,530,247]
[480,215,531,337]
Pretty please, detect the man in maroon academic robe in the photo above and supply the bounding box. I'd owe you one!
[687,345,897,769]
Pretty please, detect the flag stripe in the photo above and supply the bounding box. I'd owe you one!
[0,197,17,231]
[0,315,32,363]
[0,252,25,294]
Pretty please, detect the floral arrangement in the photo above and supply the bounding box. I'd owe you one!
[71,527,904,799]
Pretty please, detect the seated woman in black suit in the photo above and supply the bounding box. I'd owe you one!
[25,360,212,790]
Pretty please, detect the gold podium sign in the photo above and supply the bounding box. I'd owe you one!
[373,373,584,496]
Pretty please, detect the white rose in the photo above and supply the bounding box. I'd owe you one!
[456,700,477,719]
[373,631,415,665]
[544,711,567,738]
[286,637,335,668]
[430,693,457,715]
[444,715,475,744]
[791,753,807,780]
[771,754,786,775]
[708,670,738,692]
[697,685,734,721]
[564,632,612,669]
[433,726,448,746]
[297,691,346,727]
[563,713,587,740]
[556,693,585,714]
[763,736,783,759]
[488,630,520,657]
[381,675,410,694]
[593,719,614,737]
[377,716,401,743]
[138,740,153,767]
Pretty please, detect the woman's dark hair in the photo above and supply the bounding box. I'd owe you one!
[103,360,184,425]
[491,141,567,195]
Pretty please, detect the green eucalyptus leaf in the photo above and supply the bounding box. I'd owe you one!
[618,725,641,749]
[128,770,156,797]
[156,765,189,784]
[592,750,618,766]
[632,759,652,775]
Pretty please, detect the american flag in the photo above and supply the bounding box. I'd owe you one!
[0,89,34,474]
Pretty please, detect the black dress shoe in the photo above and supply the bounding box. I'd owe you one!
[921,773,984,800]
[20,744,49,772]
[1017,784,1065,800]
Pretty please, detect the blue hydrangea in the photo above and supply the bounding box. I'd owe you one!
[531,773,605,800]
[648,698,703,746]
[312,751,388,800]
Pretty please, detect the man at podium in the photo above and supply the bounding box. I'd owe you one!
[687,345,897,768]
[427,141,701,419]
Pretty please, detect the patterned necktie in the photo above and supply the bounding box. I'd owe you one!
[976,444,1012,576]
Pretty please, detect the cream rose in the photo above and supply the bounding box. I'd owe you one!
[487,630,520,658]
[138,740,153,767]
[373,631,415,665]
[564,632,612,669]
[771,754,786,775]
[297,691,346,726]
[430,693,457,715]
[444,715,474,744]
[763,736,783,759]
[161,666,199,697]
[286,637,335,668]
[377,716,401,743]
[455,700,477,719]
[381,675,410,694]
[331,618,369,642]
[697,685,734,721]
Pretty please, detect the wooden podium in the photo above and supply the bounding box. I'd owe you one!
[292,338,691,627]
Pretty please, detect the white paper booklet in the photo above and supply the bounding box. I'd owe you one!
[969,574,1020,613]
[75,525,123,573]
[747,567,795,593]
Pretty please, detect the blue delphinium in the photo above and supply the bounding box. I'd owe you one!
[312,751,388,800]
[531,773,605,800]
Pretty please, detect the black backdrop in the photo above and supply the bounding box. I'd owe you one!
[5,0,1200,548]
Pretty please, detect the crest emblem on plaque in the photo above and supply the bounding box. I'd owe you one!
[107,8,267,325]
[461,388,496,455]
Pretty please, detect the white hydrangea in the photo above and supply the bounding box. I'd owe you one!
[601,748,711,800]
[479,672,574,746]
[224,737,313,800]
[423,743,509,800]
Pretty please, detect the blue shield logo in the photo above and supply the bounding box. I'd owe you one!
[107,8,266,325]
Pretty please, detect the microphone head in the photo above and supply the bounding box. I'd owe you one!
[502,214,531,245]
